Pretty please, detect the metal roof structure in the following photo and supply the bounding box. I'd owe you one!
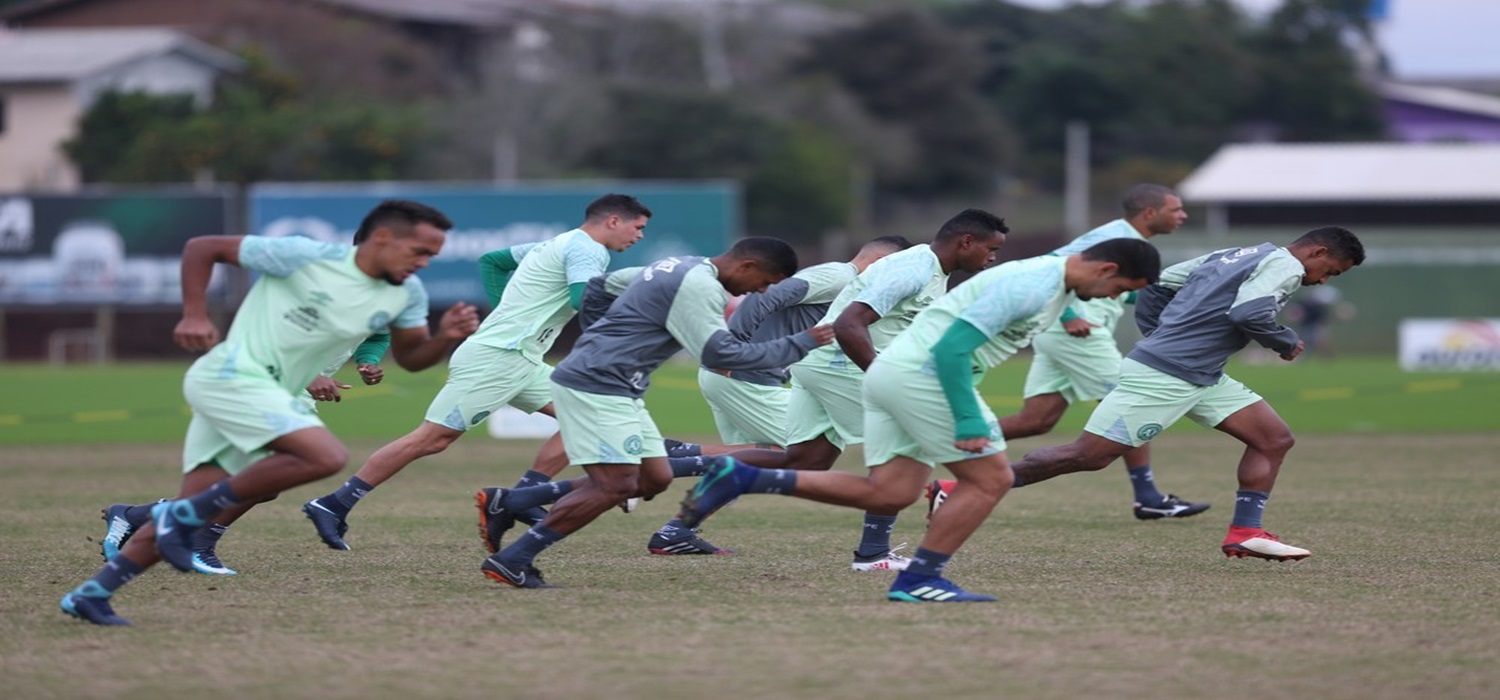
[0,27,242,84]
[1379,82,1500,121]
[1178,142,1500,203]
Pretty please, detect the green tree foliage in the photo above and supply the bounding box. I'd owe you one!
[63,48,429,184]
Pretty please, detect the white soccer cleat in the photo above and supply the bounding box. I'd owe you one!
[851,543,912,571]
[1222,526,1311,561]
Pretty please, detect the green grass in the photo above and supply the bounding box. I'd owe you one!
[0,355,1494,445]
[2,433,1497,699]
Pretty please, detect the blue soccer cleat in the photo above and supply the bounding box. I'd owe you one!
[191,549,238,576]
[60,592,131,626]
[887,571,997,603]
[151,500,202,572]
[475,487,516,554]
[481,557,557,589]
[100,504,137,560]
[677,457,747,529]
[302,498,351,551]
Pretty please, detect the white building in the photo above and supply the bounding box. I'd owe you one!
[0,27,242,191]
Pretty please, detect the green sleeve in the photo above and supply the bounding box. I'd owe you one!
[931,320,992,441]
[352,333,390,365]
[1059,306,1081,323]
[1124,291,1137,305]
[479,248,520,307]
[569,282,586,311]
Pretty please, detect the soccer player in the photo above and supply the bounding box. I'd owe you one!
[479,237,836,589]
[60,199,480,626]
[931,184,1208,520]
[301,194,649,550]
[97,334,391,575]
[1005,227,1366,561]
[711,210,1007,571]
[675,238,1162,602]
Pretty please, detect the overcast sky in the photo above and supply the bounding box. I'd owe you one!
[1004,0,1497,79]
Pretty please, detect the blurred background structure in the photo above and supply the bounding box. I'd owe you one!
[0,0,1495,364]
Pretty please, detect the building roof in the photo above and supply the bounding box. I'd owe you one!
[0,27,242,84]
[1178,142,1500,203]
[1379,82,1500,121]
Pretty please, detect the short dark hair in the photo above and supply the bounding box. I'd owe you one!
[1121,184,1177,218]
[1080,238,1161,283]
[864,235,915,252]
[727,236,800,278]
[1293,226,1365,266]
[354,199,453,243]
[585,193,653,222]
[934,208,1009,242]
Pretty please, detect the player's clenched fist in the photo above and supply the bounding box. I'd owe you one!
[438,302,480,339]
[173,316,221,352]
[806,324,837,346]
[356,363,384,385]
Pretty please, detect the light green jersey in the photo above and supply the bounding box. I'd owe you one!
[469,228,609,361]
[213,236,428,394]
[1044,218,1147,335]
[797,244,948,371]
[881,255,1069,378]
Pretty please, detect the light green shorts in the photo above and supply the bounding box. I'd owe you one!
[181,351,324,475]
[697,368,789,447]
[551,383,668,467]
[1085,358,1264,447]
[784,363,866,450]
[862,360,1002,468]
[423,341,554,432]
[1022,330,1123,403]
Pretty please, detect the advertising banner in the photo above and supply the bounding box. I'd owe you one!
[248,182,739,305]
[1399,318,1500,371]
[0,190,232,305]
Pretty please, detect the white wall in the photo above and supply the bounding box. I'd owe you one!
[0,85,81,191]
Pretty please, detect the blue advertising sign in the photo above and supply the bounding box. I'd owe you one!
[248,182,739,304]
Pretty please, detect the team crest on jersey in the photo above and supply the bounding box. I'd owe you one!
[368,311,391,332]
[1136,423,1164,441]
[470,411,491,426]
[624,435,644,455]
[308,290,333,306]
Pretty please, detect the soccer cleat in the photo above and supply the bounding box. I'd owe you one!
[851,543,911,571]
[664,437,701,458]
[60,593,131,626]
[191,549,238,576]
[926,480,955,519]
[302,498,351,551]
[481,557,557,589]
[1134,494,1211,520]
[100,504,137,560]
[677,457,747,529]
[1222,526,1311,561]
[887,572,996,603]
[474,487,515,554]
[647,530,734,555]
[619,497,641,514]
[151,501,201,572]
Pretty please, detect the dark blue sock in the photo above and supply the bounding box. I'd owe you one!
[1128,465,1166,505]
[855,514,897,558]
[181,480,241,523]
[496,524,565,568]
[1232,490,1270,528]
[738,463,797,494]
[191,523,229,551]
[503,480,576,511]
[904,547,952,578]
[123,502,159,527]
[323,476,374,516]
[73,556,146,599]
[513,470,551,489]
[670,455,707,478]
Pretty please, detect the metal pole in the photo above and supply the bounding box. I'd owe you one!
[1064,120,1090,236]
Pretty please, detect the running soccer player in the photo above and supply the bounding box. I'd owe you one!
[675,238,1161,602]
[301,194,649,550]
[931,184,1208,520]
[60,199,479,626]
[1006,227,1365,561]
[479,237,836,589]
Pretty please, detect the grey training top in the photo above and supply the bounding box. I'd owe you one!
[1131,242,1305,386]
[715,261,856,386]
[553,256,822,398]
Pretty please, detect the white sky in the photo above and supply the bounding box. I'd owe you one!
[1004,0,1500,79]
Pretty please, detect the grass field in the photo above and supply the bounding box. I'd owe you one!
[2,357,1498,699]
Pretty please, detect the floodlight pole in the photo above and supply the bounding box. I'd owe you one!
[1064,120,1089,236]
